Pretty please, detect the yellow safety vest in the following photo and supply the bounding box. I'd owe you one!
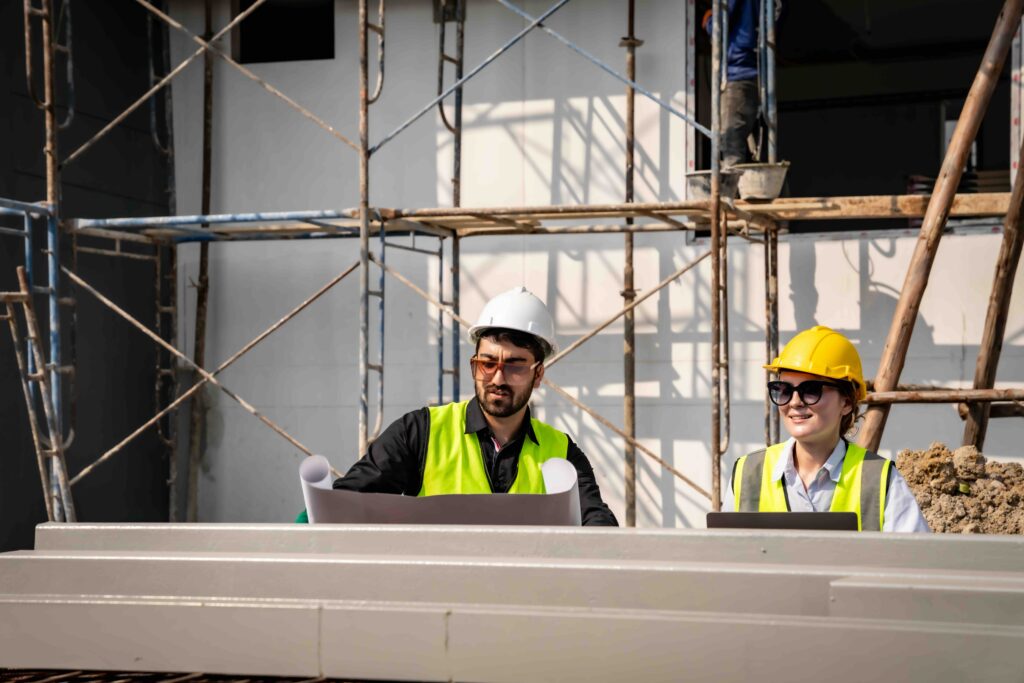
[418,400,569,496]
[731,441,892,531]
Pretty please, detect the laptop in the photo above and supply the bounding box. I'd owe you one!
[706,511,859,531]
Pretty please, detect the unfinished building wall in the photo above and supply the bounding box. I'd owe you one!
[0,1,171,550]
[165,0,1024,527]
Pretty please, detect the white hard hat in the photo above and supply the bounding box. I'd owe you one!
[468,286,558,358]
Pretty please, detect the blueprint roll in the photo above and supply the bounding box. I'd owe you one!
[541,457,582,526]
[299,454,333,523]
[298,453,580,525]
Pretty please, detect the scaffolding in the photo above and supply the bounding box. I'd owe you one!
[6,0,1024,525]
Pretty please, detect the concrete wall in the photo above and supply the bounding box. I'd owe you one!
[167,0,1024,527]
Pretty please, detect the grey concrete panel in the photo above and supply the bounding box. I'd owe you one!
[33,523,1024,573]
[319,603,450,681]
[8,525,1024,680]
[447,606,1024,683]
[829,574,1024,626]
[0,596,321,676]
[0,550,842,616]
[2,594,1022,682]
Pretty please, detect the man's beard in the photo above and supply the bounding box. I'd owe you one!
[476,381,532,418]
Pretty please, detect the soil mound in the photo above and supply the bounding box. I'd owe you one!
[895,442,1024,534]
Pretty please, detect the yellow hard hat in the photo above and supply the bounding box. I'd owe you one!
[764,326,867,400]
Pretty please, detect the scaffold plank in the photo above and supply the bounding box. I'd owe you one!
[738,192,1010,220]
[62,193,1011,244]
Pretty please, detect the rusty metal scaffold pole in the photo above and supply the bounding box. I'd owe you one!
[760,0,777,161]
[452,0,465,401]
[185,0,215,523]
[27,0,72,521]
[359,0,371,455]
[437,0,465,403]
[147,0,181,522]
[719,207,731,460]
[709,0,724,511]
[764,220,780,446]
[621,0,641,527]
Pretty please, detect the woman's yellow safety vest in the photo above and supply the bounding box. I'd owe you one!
[731,441,892,531]
[418,400,569,496]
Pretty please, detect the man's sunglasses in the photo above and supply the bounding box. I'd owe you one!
[767,379,844,406]
[470,356,540,383]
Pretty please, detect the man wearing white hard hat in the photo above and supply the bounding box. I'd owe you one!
[331,286,618,526]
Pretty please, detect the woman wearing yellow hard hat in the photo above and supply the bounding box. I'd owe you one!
[730,326,929,532]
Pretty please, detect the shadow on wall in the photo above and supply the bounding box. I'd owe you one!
[529,235,722,528]
[855,239,936,368]
[787,236,940,375]
[455,95,678,208]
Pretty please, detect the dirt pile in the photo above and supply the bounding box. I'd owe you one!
[895,443,1024,534]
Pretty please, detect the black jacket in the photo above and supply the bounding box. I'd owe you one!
[334,398,618,526]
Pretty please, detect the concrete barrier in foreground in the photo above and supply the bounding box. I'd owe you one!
[1,523,1022,681]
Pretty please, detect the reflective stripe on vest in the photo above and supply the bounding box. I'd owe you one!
[732,441,892,531]
[419,400,569,496]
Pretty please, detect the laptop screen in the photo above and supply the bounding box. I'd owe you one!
[706,511,859,531]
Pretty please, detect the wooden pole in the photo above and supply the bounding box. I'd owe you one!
[962,137,1024,449]
[859,0,1024,451]
[961,402,1024,419]
[867,388,1024,404]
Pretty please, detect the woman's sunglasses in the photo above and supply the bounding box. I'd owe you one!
[767,379,844,406]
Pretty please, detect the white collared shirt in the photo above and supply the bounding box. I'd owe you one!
[727,438,931,533]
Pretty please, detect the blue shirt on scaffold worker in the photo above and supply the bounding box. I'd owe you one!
[703,0,778,166]
[703,0,760,83]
